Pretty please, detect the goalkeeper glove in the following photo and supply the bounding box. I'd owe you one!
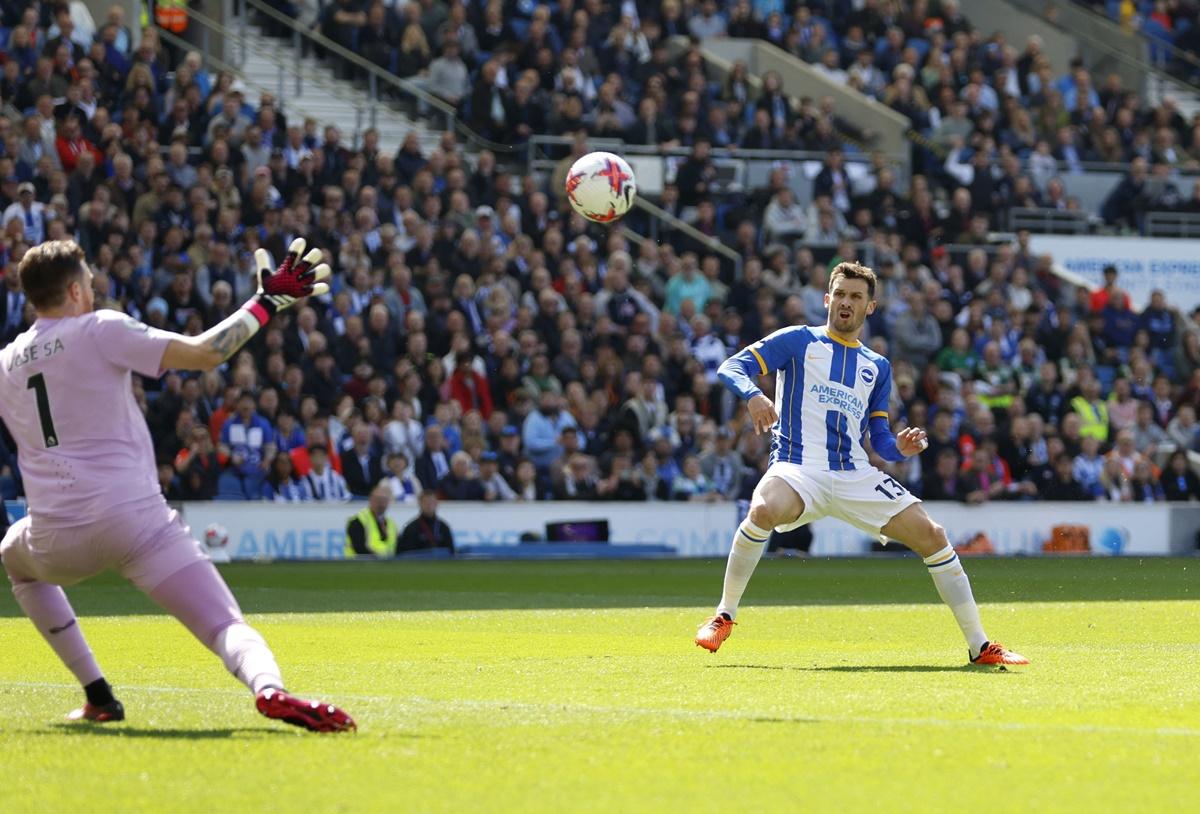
[240,238,332,327]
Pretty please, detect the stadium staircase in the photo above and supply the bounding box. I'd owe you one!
[171,1,443,155]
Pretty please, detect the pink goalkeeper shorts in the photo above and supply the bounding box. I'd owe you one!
[1,495,209,592]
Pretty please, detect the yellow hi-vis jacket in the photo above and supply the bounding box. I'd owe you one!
[1070,395,1109,442]
[345,508,398,558]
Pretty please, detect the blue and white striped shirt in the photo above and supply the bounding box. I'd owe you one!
[718,326,896,471]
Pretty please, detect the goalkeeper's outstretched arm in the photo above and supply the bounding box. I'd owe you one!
[161,239,330,371]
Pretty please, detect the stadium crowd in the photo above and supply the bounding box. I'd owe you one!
[305,0,1200,232]
[1,0,1200,514]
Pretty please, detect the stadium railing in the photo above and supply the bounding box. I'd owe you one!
[179,0,514,155]
[1008,208,1094,235]
[526,136,907,189]
[698,38,912,162]
[155,19,381,148]
[972,0,1200,112]
[1144,211,1200,238]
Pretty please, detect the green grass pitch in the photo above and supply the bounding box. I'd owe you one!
[0,557,1197,813]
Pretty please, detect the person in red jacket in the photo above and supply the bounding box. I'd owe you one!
[447,352,493,419]
[54,115,104,173]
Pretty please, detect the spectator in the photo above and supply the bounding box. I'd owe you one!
[1041,453,1094,501]
[397,491,455,555]
[671,454,719,502]
[1166,404,1199,451]
[383,401,424,464]
[173,425,220,500]
[922,449,969,502]
[1073,437,1106,497]
[1098,457,1131,502]
[415,423,452,491]
[478,450,516,501]
[892,295,942,371]
[700,427,743,499]
[664,254,713,316]
[1069,376,1111,443]
[1100,159,1151,229]
[523,391,577,471]
[344,481,398,559]
[4,182,51,244]
[384,451,419,504]
[342,423,385,498]
[512,458,540,501]
[688,0,727,39]
[1129,460,1164,503]
[675,139,716,208]
[219,392,276,497]
[305,444,351,502]
[1162,449,1200,501]
[552,452,599,500]
[596,451,648,501]
[447,351,494,418]
[426,40,469,105]
[439,450,485,500]
[261,451,313,502]
[762,188,808,244]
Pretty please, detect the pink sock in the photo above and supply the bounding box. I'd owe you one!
[11,581,103,686]
[147,561,284,694]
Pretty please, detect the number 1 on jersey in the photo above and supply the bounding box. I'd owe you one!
[26,372,58,448]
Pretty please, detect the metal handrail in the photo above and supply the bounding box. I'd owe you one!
[154,25,352,141]
[631,197,742,277]
[528,135,903,164]
[1058,0,1200,75]
[1145,210,1200,238]
[1002,0,1200,94]
[165,11,370,136]
[230,0,518,155]
[694,38,908,161]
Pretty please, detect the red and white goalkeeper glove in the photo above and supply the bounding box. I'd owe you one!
[240,238,332,327]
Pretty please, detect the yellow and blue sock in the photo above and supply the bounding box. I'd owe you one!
[923,545,988,658]
[715,519,772,620]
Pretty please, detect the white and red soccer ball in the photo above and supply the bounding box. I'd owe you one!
[204,523,229,549]
[565,151,637,224]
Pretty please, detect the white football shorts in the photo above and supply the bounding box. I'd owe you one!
[762,462,920,541]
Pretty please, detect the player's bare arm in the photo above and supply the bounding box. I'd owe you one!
[161,239,331,371]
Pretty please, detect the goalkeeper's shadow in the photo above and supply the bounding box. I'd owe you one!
[41,723,298,739]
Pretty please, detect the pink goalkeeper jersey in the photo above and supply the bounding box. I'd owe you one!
[0,309,174,527]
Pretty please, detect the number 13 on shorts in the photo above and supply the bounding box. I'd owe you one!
[873,476,907,500]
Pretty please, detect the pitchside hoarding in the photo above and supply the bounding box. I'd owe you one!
[172,501,1182,560]
[1028,235,1200,311]
[1,500,1184,559]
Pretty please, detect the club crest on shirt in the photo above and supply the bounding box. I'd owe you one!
[860,366,876,385]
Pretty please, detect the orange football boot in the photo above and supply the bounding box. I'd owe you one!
[970,641,1030,667]
[695,613,736,652]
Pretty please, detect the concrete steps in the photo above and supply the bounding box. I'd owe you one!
[228,15,443,155]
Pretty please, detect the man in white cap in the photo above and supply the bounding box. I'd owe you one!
[3,182,50,243]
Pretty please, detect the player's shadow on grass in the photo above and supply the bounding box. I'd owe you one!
[43,723,294,739]
[708,664,981,674]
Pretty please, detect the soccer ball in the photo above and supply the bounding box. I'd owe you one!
[565,151,637,223]
[204,523,229,549]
